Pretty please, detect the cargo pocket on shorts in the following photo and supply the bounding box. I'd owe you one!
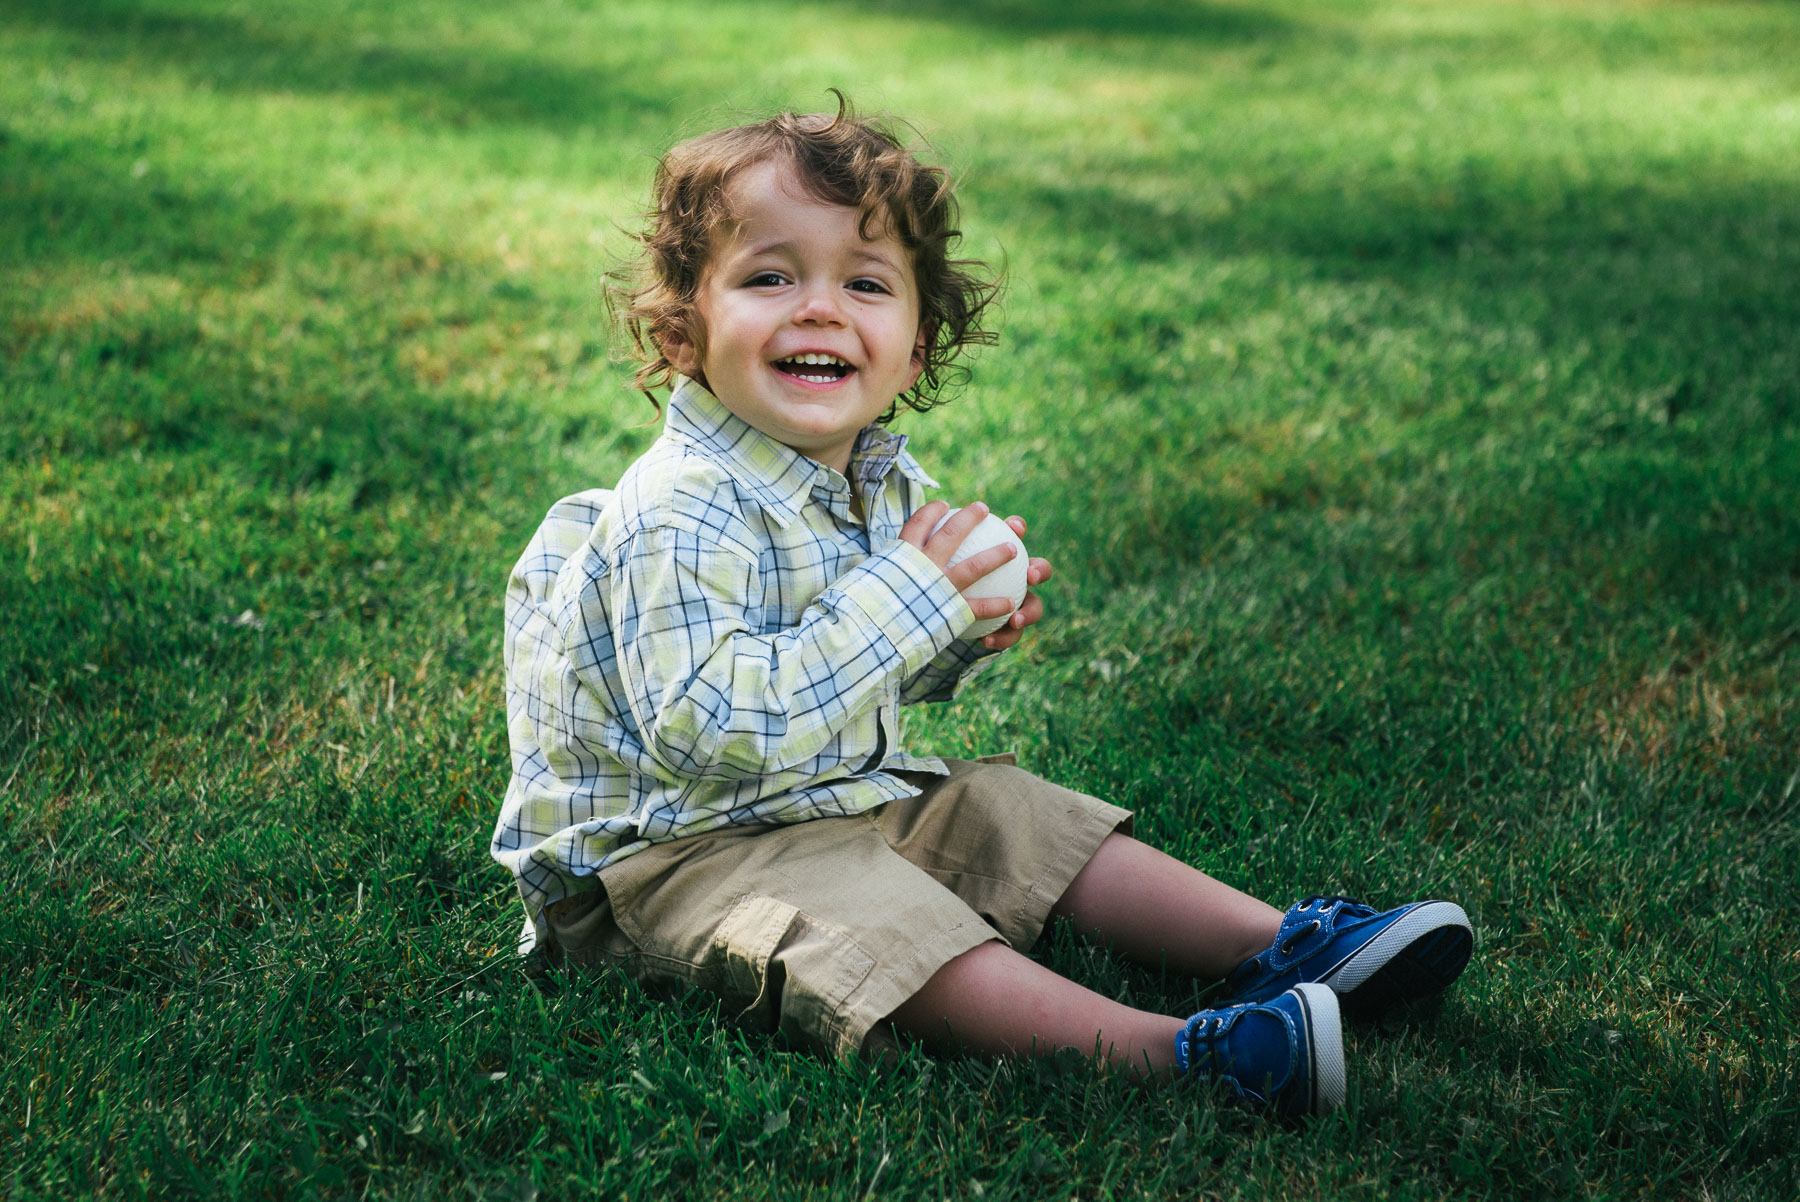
[714,893,797,1021]
[713,893,875,1054]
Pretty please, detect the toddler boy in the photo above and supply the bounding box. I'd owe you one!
[491,98,1473,1116]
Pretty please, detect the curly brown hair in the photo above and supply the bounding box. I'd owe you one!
[612,91,1000,421]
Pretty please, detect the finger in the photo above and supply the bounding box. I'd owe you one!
[1004,515,1027,537]
[982,625,1023,652]
[923,500,988,555]
[899,499,951,549]
[963,594,1016,622]
[1024,556,1054,587]
[942,540,1016,590]
[1009,591,1044,629]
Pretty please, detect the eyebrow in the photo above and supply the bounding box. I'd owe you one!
[848,247,905,271]
[740,240,905,272]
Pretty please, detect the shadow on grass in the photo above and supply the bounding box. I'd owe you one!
[837,0,1289,42]
[0,120,541,473]
[0,130,551,730]
[3,0,677,132]
[988,158,1799,616]
[0,126,381,282]
[1003,164,1797,349]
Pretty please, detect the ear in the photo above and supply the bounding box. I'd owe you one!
[660,324,702,380]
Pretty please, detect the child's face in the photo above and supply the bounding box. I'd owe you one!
[666,158,925,476]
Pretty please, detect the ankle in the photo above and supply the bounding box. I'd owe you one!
[1210,912,1282,978]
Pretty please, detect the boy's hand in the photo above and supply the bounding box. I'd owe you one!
[982,514,1052,651]
[899,502,1054,651]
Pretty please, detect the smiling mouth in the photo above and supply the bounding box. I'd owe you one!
[773,353,854,384]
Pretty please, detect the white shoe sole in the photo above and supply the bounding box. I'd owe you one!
[1292,982,1346,1114]
[1317,901,1473,1001]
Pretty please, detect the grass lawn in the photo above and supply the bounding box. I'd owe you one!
[4,0,1798,1196]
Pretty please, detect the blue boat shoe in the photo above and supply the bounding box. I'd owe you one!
[1175,983,1345,1118]
[1225,896,1474,1019]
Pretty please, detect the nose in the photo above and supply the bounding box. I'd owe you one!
[791,283,846,327]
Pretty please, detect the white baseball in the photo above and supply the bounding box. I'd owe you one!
[929,507,1029,638]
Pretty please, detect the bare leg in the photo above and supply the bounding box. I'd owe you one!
[885,940,1183,1075]
[1052,834,1283,979]
[882,838,1287,1075]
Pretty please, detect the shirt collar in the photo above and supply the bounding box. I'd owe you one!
[663,376,938,527]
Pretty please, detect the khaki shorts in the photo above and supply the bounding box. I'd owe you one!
[546,756,1131,1059]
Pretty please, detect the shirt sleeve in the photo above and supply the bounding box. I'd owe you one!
[898,635,1001,705]
[885,470,1000,705]
[595,520,971,783]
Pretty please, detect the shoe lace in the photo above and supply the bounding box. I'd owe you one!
[1299,895,1373,919]
[1278,920,1322,957]
[1176,1010,1275,1107]
[1277,896,1375,956]
[1175,1011,1236,1076]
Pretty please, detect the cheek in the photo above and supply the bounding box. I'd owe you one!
[699,300,749,359]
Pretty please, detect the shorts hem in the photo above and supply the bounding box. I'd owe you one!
[1013,798,1133,948]
[830,919,1000,1059]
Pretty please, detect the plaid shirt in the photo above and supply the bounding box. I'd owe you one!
[492,377,996,944]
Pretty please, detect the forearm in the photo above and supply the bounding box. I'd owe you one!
[618,537,969,780]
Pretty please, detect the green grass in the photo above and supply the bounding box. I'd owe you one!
[4,0,1798,1196]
